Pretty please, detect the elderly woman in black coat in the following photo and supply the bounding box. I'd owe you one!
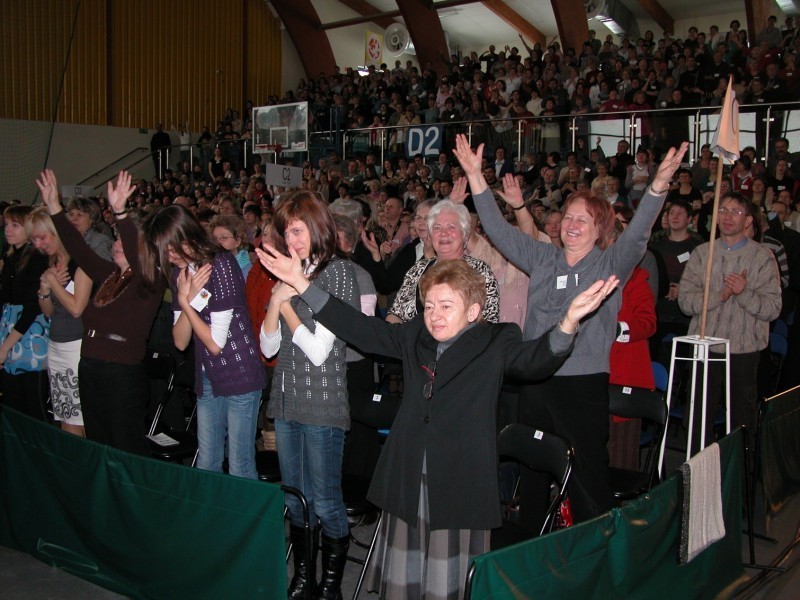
[257,246,617,600]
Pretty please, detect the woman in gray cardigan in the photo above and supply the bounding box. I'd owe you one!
[259,190,360,600]
[453,133,688,527]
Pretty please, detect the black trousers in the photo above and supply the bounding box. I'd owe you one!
[79,357,151,456]
[517,373,613,531]
[1,370,49,422]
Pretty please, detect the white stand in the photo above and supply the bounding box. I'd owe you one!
[657,335,731,474]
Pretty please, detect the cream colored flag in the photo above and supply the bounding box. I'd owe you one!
[709,77,740,163]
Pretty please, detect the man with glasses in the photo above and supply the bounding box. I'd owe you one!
[678,193,781,457]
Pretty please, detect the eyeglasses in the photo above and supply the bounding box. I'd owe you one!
[214,235,235,242]
[422,361,436,400]
[717,207,746,216]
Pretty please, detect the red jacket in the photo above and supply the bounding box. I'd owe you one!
[609,266,656,390]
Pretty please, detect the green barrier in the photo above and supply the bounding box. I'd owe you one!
[468,430,747,600]
[761,386,800,516]
[0,406,287,599]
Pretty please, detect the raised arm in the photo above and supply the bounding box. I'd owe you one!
[505,276,620,379]
[497,173,538,239]
[38,170,114,281]
[611,142,689,283]
[105,171,141,270]
[256,244,405,358]
[453,134,553,273]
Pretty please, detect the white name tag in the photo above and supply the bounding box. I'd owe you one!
[534,430,544,440]
[65,280,75,295]
[372,394,382,403]
[623,386,632,394]
[190,288,211,312]
[556,275,568,289]
[677,252,691,263]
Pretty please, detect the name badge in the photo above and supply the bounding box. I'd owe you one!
[65,280,75,295]
[677,252,691,263]
[556,275,568,289]
[190,288,211,312]
[372,394,382,403]
[741,185,748,190]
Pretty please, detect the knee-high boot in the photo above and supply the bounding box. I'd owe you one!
[315,534,349,600]
[288,525,319,599]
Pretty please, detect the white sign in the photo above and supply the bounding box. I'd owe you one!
[61,185,96,198]
[265,163,303,189]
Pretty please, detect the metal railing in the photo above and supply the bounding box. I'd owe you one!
[308,101,800,169]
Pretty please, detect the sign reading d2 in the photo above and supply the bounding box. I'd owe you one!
[406,126,442,157]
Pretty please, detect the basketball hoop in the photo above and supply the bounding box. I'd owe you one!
[255,144,282,156]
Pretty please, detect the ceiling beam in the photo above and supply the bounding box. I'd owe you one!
[635,0,674,35]
[320,0,479,31]
[395,0,451,76]
[481,0,546,47]
[550,0,590,54]
[336,0,397,31]
[270,0,336,78]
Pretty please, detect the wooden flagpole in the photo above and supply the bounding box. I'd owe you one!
[699,77,738,339]
[699,162,725,339]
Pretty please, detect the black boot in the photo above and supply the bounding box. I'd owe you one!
[288,525,319,599]
[315,534,350,600]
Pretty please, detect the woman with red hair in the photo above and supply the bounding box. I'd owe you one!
[454,134,688,529]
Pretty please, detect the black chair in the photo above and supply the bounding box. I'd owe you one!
[607,384,668,501]
[146,353,198,465]
[491,424,574,549]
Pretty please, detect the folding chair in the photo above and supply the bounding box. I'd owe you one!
[490,424,574,549]
[607,384,668,501]
[146,353,198,465]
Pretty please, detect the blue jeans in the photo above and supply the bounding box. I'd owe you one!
[196,374,260,479]
[275,419,348,538]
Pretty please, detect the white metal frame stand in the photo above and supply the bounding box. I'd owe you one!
[657,334,731,475]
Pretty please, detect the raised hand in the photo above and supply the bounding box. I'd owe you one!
[449,177,469,204]
[497,173,524,208]
[453,134,485,179]
[256,243,307,292]
[651,142,690,193]
[35,169,62,214]
[562,276,620,332]
[107,170,135,214]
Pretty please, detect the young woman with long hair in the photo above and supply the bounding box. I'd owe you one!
[37,170,164,454]
[30,208,92,436]
[256,189,360,600]
[0,205,49,420]
[140,204,265,479]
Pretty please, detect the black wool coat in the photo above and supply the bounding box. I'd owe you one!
[312,292,572,530]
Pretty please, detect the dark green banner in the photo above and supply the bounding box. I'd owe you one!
[0,406,287,599]
[468,430,747,599]
[762,386,800,516]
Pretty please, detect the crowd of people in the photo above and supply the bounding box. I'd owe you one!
[3,20,800,600]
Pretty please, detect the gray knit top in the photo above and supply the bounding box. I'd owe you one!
[473,185,667,376]
[266,258,360,430]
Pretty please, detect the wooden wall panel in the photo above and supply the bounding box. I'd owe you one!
[245,0,282,106]
[0,0,282,129]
